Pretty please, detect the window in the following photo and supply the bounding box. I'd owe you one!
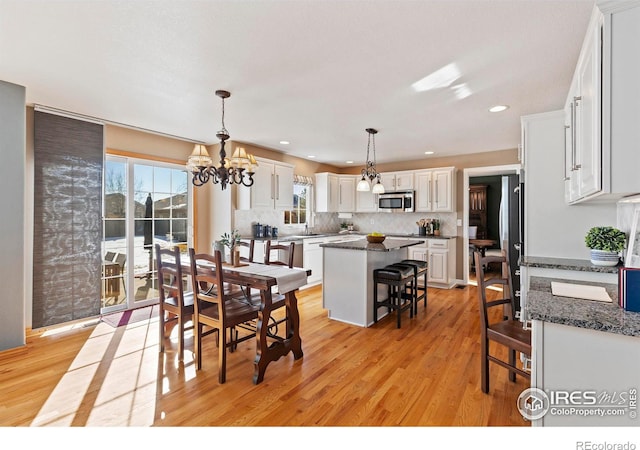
[284,181,311,225]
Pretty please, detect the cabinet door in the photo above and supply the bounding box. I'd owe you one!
[274,163,294,209]
[574,14,602,200]
[356,187,377,212]
[338,176,355,212]
[415,171,432,212]
[251,160,276,209]
[395,172,414,191]
[428,250,448,284]
[432,169,453,212]
[380,172,396,192]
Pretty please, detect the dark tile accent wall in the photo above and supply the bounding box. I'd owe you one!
[32,111,103,328]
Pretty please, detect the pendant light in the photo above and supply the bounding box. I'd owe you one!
[356,128,385,194]
[186,90,257,189]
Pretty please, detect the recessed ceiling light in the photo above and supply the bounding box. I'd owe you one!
[307,155,316,159]
[489,105,509,113]
[279,140,290,145]
[424,151,435,155]
[346,160,354,164]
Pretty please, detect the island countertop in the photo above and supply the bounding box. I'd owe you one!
[319,238,424,251]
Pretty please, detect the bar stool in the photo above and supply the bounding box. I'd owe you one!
[373,263,415,328]
[399,259,428,314]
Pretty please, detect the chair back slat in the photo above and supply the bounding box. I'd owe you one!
[265,240,295,268]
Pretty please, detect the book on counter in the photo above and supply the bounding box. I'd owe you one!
[618,267,640,312]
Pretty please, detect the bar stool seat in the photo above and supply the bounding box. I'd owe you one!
[373,263,415,328]
[399,259,428,314]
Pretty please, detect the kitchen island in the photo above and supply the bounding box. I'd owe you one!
[320,237,423,327]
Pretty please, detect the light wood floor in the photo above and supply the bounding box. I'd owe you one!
[0,283,530,427]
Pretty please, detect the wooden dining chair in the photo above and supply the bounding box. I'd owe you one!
[265,240,295,267]
[238,239,255,263]
[188,248,260,383]
[474,249,531,394]
[156,244,194,361]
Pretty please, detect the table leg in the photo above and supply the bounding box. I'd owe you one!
[253,289,304,384]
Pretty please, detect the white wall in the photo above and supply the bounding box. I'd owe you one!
[0,80,26,351]
[523,110,617,259]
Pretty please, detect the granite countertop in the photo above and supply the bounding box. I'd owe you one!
[519,255,621,274]
[526,276,640,337]
[250,232,455,242]
[319,238,424,251]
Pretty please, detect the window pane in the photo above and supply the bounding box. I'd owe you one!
[154,166,172,194]
[134,164,153,195]
[172,193,188,218]
[172,169,188,195]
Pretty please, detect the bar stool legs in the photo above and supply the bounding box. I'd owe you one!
[373,264,415,328]
[400,259,428,314]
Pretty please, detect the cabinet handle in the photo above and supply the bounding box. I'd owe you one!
[435,180,439,205]
[572,96,582,170]
[339,184,342,204]
[275,174,280,200]
[271,174,275,199]
[563,124,570,180]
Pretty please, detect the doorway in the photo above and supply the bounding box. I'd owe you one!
[463,165,520,286]
[101,156,192,314]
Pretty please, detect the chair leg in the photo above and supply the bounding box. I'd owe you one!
[509,349,516,382]
[195,323,203,370]
[218,326,227,384]
[481,338,489,393]
[177,314,184,361]
[373,280,379,323]
[159,306,165,353]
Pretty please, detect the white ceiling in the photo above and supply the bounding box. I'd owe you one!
[0,0,595,167]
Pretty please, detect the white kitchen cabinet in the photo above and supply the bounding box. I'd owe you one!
[315,173,338,212]
[401,237,456,288]
[356,186,378,212]
[315,173,355,212]
[237,158,294,210]
[427,238,456,288]
[532,320,640,427]
[302,237,324,288]
[564,3,640,204]
[338,176,355,212]
[380,171,414,192]
[564,7,602,203]
[414,167,456,213]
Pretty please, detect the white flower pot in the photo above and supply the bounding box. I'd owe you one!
[590,249,620,267]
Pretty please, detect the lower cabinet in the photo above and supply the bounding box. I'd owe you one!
[532,320,640,427]
[406,238,457,288]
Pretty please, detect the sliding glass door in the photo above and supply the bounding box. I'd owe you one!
[101,156,192,313]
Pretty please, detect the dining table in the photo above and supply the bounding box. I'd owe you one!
[183,258,310,384]
[469,239,498,257]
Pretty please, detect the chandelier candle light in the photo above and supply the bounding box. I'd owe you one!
[356,128,385,194]
[186,90,257,189]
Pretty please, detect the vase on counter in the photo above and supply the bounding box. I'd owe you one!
[419,226,427,236]
[589,249,620,267]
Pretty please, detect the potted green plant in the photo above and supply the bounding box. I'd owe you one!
[220,229,241,265]
[585,226,626,266]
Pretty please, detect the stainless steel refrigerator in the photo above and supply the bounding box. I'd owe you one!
[498,172,523,312]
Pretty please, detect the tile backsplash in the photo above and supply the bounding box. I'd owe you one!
[234,209,458,237]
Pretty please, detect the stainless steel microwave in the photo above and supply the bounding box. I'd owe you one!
[378,191,414,212]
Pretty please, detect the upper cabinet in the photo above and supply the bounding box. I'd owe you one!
[315,173,355,212]
[564,3,640,204]
[379,171,414,192]
[237,158,294,210]
[415,167,456,212]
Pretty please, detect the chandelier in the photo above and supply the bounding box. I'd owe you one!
[186,90,257,189]
[356,128,385,194]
